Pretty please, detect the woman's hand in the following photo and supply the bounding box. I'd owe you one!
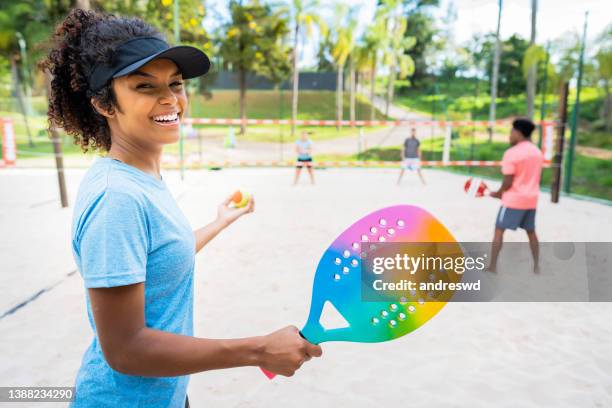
[216,192,255,228]
[258,326,323,377]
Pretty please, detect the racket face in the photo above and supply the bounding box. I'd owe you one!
[301,205,461,345]
[465,177,488,197]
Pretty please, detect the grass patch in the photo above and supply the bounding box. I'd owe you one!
[315,136,612,201]
[189,90,387,120]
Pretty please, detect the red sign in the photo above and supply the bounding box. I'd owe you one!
[1,118,16,166]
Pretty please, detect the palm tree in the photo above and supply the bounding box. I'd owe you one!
[327,4,357,130]
[380,2,415,117]
[288,0,327,138]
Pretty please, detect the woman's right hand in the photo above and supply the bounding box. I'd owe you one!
[258,326,322,377]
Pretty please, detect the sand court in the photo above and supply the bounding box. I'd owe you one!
[0,166,610,407]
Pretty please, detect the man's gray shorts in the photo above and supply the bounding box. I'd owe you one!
[495,207,536,231]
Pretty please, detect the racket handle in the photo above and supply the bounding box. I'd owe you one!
[261,368,277,379]
[259,331,307,380]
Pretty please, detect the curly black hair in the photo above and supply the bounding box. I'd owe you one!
[39,9,164,153]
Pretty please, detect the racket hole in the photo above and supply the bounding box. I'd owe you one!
[369,244,377,251]
[428,291,435,299]
[361,234,369,242]
[408,305,416,313]
[333,273,341,281]
[389,319,397,328]
[370,226,378,234]
[390,304,398,312]
[399,297,407,304]
[418,298,425,305]
[380,310,389,318]
[351,259,359,267]
[334,257,341,265]
[410,289,417,297]
[352,242,360,250]
[343,249,350,258]
[378,236,386,242]
[342,266,349,274]
[361,252,368,258]
[387,228,395,235]
[397,219,405,228]
[429,273,435,281]
[398,312,406,321]
[371,317,380,325]
[379,218,387,226]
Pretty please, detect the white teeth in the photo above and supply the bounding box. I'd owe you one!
[153,113,179,122]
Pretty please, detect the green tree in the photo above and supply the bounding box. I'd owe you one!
[552,31,581,86]
[217,0,291,134]
[0,0,51,146]
[594,24,612,131]
[485,34,529,97]
[402,0,440,88]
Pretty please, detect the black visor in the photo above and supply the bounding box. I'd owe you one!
[88,37,211,92]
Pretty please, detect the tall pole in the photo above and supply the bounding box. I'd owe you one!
[291,22,299,139]
[551,82,569,203]
[563,11,588,194]
[15,32,33,117]
[280,86,284,161]
[538,41,551,148]
[45,72,68,208]
[173,0,184,180]
[488,0,503,142]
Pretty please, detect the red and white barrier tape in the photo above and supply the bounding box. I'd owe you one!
[183,118,559,127]
[161,158,552,168]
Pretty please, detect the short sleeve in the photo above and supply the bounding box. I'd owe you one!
[76,190,149,288]
[501,150,516,175]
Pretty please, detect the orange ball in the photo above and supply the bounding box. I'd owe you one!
[231,190,250,208]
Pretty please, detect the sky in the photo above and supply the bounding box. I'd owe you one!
[203,0,611,68]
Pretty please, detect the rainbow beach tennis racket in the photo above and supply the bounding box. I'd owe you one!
[261,205,463,379]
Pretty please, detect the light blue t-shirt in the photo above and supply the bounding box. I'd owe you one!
[295,138,312,160]
[70,157,195,408]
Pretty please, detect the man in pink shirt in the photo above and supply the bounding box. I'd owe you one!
[489,118,543,273]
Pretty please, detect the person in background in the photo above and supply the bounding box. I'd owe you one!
[294,131,315,185]
[489,118,543,273]
[397,127,426,185]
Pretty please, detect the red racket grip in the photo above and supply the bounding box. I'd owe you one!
[261,368,277,379]
[260,331,307,380]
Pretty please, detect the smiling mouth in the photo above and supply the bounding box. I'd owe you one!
[152,112,180,125]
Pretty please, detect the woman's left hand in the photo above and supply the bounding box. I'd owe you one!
[216,193,255,228]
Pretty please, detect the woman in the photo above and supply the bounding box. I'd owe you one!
[293,131,315,185]
[41,9,321,407]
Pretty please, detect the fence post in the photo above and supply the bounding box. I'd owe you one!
[442,124,452,164]
[551,82,569,203]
